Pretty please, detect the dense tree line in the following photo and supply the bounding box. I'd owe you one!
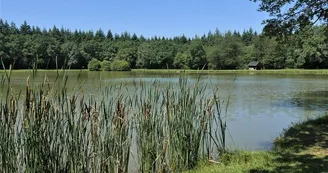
[0,19,327,70]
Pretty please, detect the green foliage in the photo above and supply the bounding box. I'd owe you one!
[253,36,285,69]
[207,47,222,69]
[220,32,244,69]
[174,52,190,69]
[206,33,244,70]
[101,60,111,71]
[116,47,137,68]
[110,60,131,71]
[61,42,83,69]
[241,45,256,69]
[136,41,175,69]
[88,58,101,71]
[136,42,153,68]
[294,26,328,68]
[253,0,328,36]
[187,151,278,173]
[79,40,103,62]
[95,29,105,40]
[106,29,113,40]
[0,19,327,70]
[20,21,32,35]
[189,42,207,69]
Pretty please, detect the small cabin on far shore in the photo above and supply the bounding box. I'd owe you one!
[248,61,262,70]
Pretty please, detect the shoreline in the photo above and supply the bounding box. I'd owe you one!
[2,69,328,75]
[133,69,328,75]
[188,115,328,172]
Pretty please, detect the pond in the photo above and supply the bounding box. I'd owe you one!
[4,70,328,152]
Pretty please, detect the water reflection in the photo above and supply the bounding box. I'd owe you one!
[292,91,328,111]
[273,91,328,112]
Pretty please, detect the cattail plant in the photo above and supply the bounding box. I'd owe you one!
[134,76,219,172]
[0,64,231,173]
[0,68,133,173]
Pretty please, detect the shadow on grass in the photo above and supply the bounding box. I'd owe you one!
[251,115,328,173]
[272,153,328,173]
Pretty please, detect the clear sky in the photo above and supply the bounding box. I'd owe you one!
[0,0,269,38]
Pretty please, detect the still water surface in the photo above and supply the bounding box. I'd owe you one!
[4,71,328,151]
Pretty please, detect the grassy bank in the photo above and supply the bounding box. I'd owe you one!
[188,115,328,173]
[0,69,88,72]
[3,69,328,75]
[133,69,328,74]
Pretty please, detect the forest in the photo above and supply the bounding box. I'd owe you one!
[0,18,327,70]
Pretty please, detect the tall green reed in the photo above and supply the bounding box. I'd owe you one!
[134,76,228,172]
[0,68,133,173]
[0,66,230,173]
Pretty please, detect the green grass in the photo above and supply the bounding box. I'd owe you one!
[133,69,328,74]
[186,151,278,173]
[272,115,328,172]
[187,115,328,173]
[4,68,328,75]
[0,69,89,72]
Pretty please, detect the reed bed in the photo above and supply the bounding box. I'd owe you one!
[0,69,229,173]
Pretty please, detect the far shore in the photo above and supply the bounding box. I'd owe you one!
[133,69,328,74]
[2,68,328,74]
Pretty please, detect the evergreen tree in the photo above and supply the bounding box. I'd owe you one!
[95,29,105,40]
[20,21,31,35]
[106,29,113,40]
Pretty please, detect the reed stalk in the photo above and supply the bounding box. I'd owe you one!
[0,65,230,172]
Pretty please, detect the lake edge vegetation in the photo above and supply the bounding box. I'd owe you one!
[0,68,231,172]
[188,114,328,173]
[5,69,328,75]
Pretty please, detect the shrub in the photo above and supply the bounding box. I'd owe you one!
[110,60,131,71]
[88,58,101,71]
[101,60,111,71]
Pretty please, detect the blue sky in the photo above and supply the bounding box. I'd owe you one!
[0,0,269,38]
